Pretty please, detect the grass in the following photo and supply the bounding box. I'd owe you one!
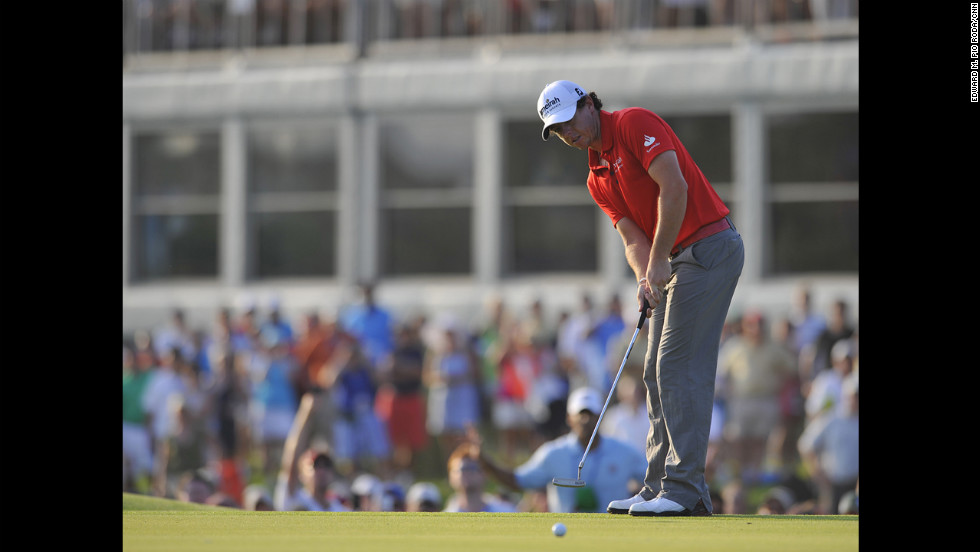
[122,493,859,552]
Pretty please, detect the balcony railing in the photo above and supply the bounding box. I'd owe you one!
[123,0,858,65]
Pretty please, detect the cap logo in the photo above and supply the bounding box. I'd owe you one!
[539,96,563,117]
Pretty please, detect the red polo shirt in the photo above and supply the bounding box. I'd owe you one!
[586,109,729,248]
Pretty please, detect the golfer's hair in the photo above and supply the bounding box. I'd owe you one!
[577,92,602,110]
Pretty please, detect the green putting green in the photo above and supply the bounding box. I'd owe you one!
[123,493,858,552]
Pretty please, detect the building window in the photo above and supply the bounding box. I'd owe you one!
[663,113,733,188]
[767,111,859,275]
[504,120,596,274]
[132,130,221,281]
[379,112,474,276]
[247,120,340,278]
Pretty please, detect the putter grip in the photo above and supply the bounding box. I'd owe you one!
[637,298,651,329]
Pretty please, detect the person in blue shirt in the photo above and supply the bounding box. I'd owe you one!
[341,282,396,370]
[467,386,647,513]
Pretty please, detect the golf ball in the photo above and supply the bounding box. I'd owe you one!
[552,522,566,537]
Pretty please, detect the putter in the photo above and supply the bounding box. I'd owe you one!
[553,298,652,488]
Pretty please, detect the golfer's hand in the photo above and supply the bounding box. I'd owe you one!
[640,259,671,314]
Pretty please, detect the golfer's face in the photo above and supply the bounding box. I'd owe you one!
[549,106,596,150]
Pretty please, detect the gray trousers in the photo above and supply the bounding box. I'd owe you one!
[642,223,744,513]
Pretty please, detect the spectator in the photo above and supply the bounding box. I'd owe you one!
[207,348,252,505]
[123,344,155,494]
[719,480,747,514]
[291,310,351,446]
[260,295,295,348]
[350,473,386,511]
[798,374,858,514]
[143,345,190,468]
[331,339,392,476]
[153,308,197,363]
[586,294,627,390]
[492,324,539,463]
[716,309,796,483]
[374,321,429,479]
[153,394,213,498]
[801,298,855,385]
[423,321,482,458]
[789,285,826,357]
[556,292,600,391]
[406,481,443,512]
[768,314,807,477]
[273,391,349,511]
[525,327,569,446]
[341,282,396,371]
[598,374,648,459]
[442,443,519,512]
[243,483,276,511]
[176,469,218,505]
[467,387,647,513]
[206,307,253,364]
[382,482,407,512]
[247,326,300,485]
[474,296,509,425]
[521,297,557,351]
[804,338,857,422]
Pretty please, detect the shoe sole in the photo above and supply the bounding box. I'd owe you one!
[629,500,712,517]
[629,509,711,517]
[607,507,631,514]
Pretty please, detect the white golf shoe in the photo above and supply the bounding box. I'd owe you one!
[606,492,650,514]
[628,497,712,517]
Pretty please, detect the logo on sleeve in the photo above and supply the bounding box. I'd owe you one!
[643,134,660,152]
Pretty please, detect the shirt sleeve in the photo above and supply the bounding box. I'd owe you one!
[619,109,677,172]
[514,441,563,489]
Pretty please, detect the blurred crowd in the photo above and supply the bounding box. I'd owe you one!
[124,0,859,54]
[123,282,857,515]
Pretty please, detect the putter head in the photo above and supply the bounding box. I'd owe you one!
[551,477,586,488]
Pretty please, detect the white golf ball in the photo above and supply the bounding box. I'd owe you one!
[552,522,566,537]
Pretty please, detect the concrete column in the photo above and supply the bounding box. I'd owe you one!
[599,209,625,284]
[122,123,132,286]
[474,108,502,284]
[221,118,247,286]
[339,111,379,284]
[733,101,767,285]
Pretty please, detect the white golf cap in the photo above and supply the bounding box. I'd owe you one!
[566,386,603,415]
[406,482,442,505]
[537,80,587,140]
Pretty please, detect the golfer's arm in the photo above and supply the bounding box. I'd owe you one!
[615,217,652,283]
[647,150,687,264]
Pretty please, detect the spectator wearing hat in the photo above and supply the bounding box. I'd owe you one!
[243,484,276,511]
[464,387,647,513]
[406,482,443,512]
[804,338,857,423]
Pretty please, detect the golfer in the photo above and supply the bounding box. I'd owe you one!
[537,80,743,516]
